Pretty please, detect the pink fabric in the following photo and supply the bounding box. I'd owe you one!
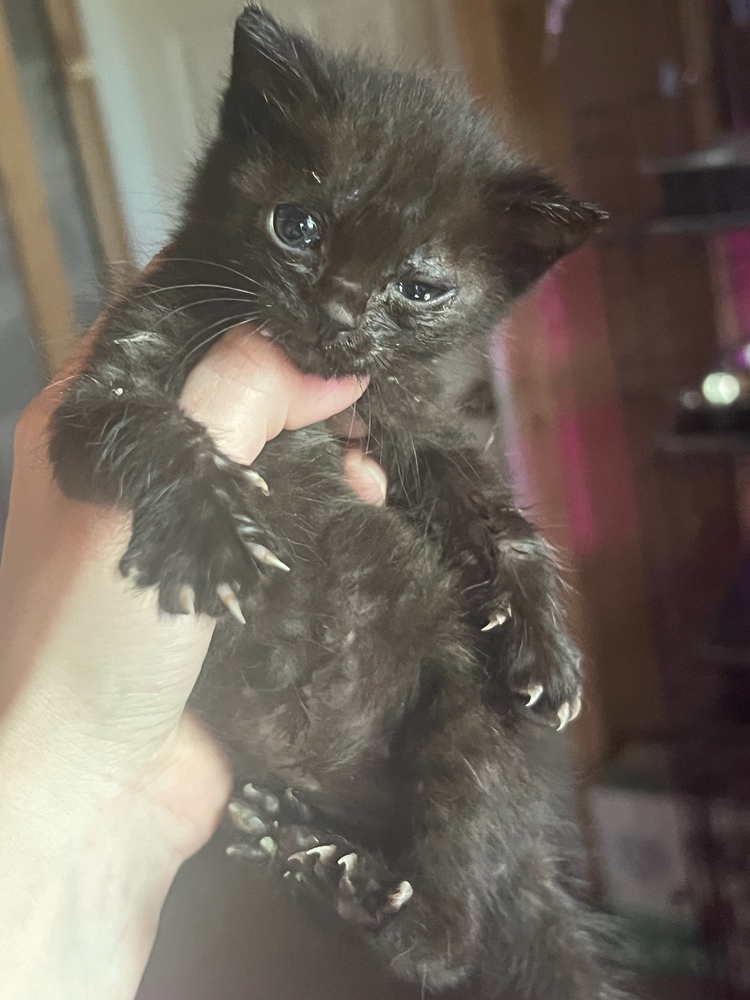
[724,231,750,339]
[557,400,640,556]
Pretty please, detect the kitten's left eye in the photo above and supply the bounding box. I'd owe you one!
[271,204,322,250]
[396,280,451,303]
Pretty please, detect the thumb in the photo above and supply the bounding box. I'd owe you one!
[180,325,368,463]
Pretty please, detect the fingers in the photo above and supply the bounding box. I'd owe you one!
[179,325,386,502]
[180,325,368,464]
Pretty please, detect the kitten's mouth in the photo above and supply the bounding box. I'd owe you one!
[263,328,383,379]
[300,345,377,378]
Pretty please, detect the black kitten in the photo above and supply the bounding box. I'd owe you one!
[50,7,624,998]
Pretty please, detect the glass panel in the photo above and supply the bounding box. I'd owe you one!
[1,0,106,537]
[5,0,105,330]
[0,192,43,536]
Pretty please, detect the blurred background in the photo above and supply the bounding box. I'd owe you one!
[1,1,750,997]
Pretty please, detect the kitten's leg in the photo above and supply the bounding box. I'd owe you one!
[378,696,617,995]
[386,445,583,728]
[226,784,414,928]
[375,696,623,998]
[494,874,630,1000]
[49,295,285,616]
[225,722,622,997]
[226,784,319,862]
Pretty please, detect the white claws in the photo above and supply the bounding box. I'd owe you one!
[226,843,259,861]
[306,844,337,862]
[246,470,270,496]
[247,543,291,573]
[481,608,511,631]
[287,851,307,865]
[177,585,196,616]
[227,801,265,835]
[557,703,572,731]
[524,685,544,708]
[558,696,582,731]
[216,583,246,624]
[337,854,358,896]
[259,836,277,857]
[384,880,414,914]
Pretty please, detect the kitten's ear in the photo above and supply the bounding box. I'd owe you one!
[488,168,608,293]
[221,5,336,145]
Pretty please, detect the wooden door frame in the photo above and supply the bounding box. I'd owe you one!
[450,0,668,776]
[0,0,76,373]
[451,0,609,773]
[41,0,132,272]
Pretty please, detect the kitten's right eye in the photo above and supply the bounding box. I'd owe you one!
[271,204,322,250]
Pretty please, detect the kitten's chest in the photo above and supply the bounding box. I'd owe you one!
[198,619,408,836]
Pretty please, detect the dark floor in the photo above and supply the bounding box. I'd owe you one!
[136,827,721,1000]
[137,830,463,1000]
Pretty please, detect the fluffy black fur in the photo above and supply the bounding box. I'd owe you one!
[50,7,625,997]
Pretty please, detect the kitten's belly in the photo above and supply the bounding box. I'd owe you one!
[195,437,464,832]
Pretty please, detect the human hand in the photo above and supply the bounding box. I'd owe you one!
[0,320,384,998]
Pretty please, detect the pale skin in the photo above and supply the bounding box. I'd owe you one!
[0,321,385,1000]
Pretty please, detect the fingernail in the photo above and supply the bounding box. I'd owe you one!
[344,450,387,506]
[361,460,387,506]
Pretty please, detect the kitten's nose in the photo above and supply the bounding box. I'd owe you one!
[319,300,358,343]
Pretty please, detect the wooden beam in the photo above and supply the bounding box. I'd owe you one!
[0,1,77,373]
[451,0,513,112]
[451,0,666,775]
[41,0,132,274]
[678,0,720,150]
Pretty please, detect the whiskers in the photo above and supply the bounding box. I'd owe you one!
[151,256,264,290]
[125,257,270,369]
[179,310,262,369]
[134,258,264,325]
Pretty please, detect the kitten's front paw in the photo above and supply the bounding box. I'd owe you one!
[515,677,583,732]
[119,462,288,618]
[485,601,583,730]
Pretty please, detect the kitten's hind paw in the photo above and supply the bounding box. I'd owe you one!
[227,784,414,929]
[226,783,317,863]
[286,841,413,928]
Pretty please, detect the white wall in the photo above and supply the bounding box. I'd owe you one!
[76,0,462,263]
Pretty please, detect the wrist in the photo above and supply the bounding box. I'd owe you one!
[0,711,230,999]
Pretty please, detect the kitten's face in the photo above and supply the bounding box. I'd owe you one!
[185,6,604,380]
[220,130,496,380]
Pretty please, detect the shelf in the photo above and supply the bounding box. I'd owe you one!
[600,210,750,243]
[640,135,750,175]
[646,211,750,236]
[657,433,750,456]
[601,136,750,241]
